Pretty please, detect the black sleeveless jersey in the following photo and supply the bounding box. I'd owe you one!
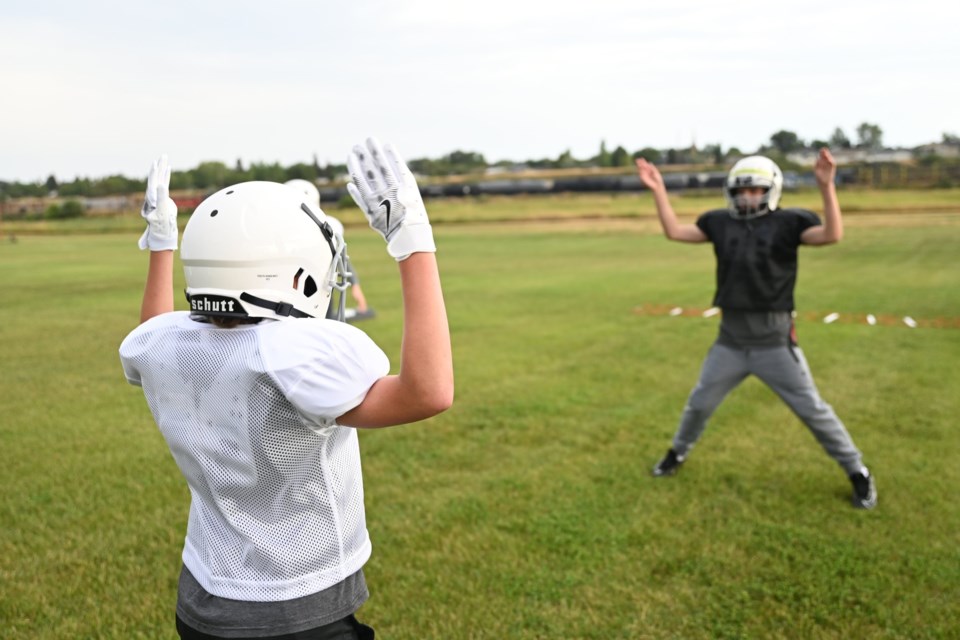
[696,208,821,311]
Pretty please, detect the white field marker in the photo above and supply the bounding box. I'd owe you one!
[866,314,877,326]
[669,307,683,316]
[702,307,720,318]
[823,312,840,324]
[903,316,918,328]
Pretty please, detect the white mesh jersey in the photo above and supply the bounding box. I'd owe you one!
[119,312,390,602]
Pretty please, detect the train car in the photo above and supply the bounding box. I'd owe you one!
[474,179,553,195]
[552,175,624,193]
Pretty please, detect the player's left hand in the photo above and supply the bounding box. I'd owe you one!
[138,154,179,251]
[635,157,666,192]
[813,148,837,188]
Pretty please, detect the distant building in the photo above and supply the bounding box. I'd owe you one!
[914,142,960,159]
[84,196,129,212]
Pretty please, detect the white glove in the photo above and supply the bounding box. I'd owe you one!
[346,137,435,261]
[138,155,179,251]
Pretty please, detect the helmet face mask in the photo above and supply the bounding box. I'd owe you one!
[181,181,349,322]
[725,156,783,219]
[730,187,771,219]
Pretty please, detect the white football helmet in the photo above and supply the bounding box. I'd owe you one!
[181,181,349,321]
[725,156,783,219]
[284,178,321,210]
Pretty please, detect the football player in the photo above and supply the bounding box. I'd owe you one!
[636,148,876,509]
[120,139,453,639]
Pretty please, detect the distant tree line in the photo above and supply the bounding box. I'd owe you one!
[406,122,896,174]
[763,123,884,154]
[3,125,958,200]
[0,155,349,199]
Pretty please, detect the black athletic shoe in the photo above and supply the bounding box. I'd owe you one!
[652,448,685,477]
[849,470,877,509]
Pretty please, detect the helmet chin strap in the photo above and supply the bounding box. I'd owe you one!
[239,292,313,318]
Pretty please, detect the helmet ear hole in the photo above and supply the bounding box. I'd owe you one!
[304,276,318,298]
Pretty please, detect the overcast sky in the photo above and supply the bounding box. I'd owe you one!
[2,0,958,182]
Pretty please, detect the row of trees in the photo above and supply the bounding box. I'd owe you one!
[401,124,952,173]
[408,122,898,173]
[0,157,352,200]
[764,123,885,154]
[552,123,891,169]
[3,126,958,199]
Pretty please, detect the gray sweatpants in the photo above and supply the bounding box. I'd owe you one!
[672,342,863,474]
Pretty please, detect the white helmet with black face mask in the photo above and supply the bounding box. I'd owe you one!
[725,156,783,219]
[180,181,349,321]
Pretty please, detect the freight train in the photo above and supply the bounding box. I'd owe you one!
[3,168,849,218]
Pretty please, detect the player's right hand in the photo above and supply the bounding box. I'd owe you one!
[635,157,666,192]
[346,137,435,261]
[138,155,179,251]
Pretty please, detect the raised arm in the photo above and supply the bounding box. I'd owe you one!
[337,138,453,428]
[636,158,707,243]
[137,155,179,323]
[801,148,843,246]
[140,251,175,323]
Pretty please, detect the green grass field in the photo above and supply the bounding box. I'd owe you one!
[1,192,959,639]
